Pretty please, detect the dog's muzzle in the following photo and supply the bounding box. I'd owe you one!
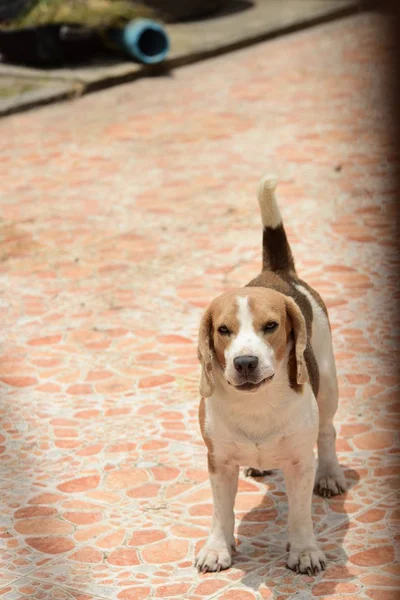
[230,355,274,392]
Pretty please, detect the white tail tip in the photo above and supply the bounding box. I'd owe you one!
[257,174,281,228]
[259,174,278,193]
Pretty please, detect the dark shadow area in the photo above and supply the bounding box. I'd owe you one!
[81,61,174,95]
[0,24,109,68]
[143,0,253,23]
[234,466,360,594]
[177,0,254,23]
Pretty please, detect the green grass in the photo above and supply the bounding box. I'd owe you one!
[0,79,38,98]
[1,0,159,29]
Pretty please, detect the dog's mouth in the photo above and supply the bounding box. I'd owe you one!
[230,374,275,393]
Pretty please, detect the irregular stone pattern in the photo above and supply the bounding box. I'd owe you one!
[0,11,399,600]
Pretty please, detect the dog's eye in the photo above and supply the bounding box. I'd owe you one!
[218,325,230,335]
[264,321,278,332]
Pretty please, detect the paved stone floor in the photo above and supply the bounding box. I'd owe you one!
[0,11,399,600]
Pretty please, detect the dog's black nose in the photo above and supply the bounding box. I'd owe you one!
[234,355,259,376]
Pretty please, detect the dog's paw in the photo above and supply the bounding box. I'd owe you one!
[286,546,326,575]
[314,465,346,498]
[195,543,232,573]
[245,467,273,478]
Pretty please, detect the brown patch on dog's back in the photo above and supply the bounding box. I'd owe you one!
[247,270,292,296]
[297,279,329,320]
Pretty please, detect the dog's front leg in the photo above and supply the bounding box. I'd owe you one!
[195,461,238,573]
[284,454,326,575]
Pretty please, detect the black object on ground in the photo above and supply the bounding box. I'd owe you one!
[0,19,169,67]
[0,23,104,66]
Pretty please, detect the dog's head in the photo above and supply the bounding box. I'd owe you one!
[198,287,308,397]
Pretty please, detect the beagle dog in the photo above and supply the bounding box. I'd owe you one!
[195,176,346,575]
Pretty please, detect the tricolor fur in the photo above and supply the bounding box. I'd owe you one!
[196,175,346,575]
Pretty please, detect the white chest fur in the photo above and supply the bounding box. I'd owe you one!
[205,374,319,471]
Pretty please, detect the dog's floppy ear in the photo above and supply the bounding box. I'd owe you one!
[285,297,308,385]
[197,306,215,398]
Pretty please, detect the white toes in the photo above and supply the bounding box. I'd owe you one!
[286,546,326,575]
[315,466,346,498]
[195,544,232,573]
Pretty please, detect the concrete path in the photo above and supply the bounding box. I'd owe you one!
[0,0,359,116]
[0,11,398,600]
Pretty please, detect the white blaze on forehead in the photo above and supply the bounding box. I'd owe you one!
[225,295,273,359]
[237,295,254,337]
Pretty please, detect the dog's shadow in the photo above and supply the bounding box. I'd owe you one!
[233,465,360,596]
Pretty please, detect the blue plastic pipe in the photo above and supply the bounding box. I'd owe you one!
[111,19,169,64]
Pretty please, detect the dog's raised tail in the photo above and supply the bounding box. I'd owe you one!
[258,175,296,274]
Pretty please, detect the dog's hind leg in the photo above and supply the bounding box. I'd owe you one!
[294,283,346,498]
[314,366,346,497]
[311,306,346,497]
